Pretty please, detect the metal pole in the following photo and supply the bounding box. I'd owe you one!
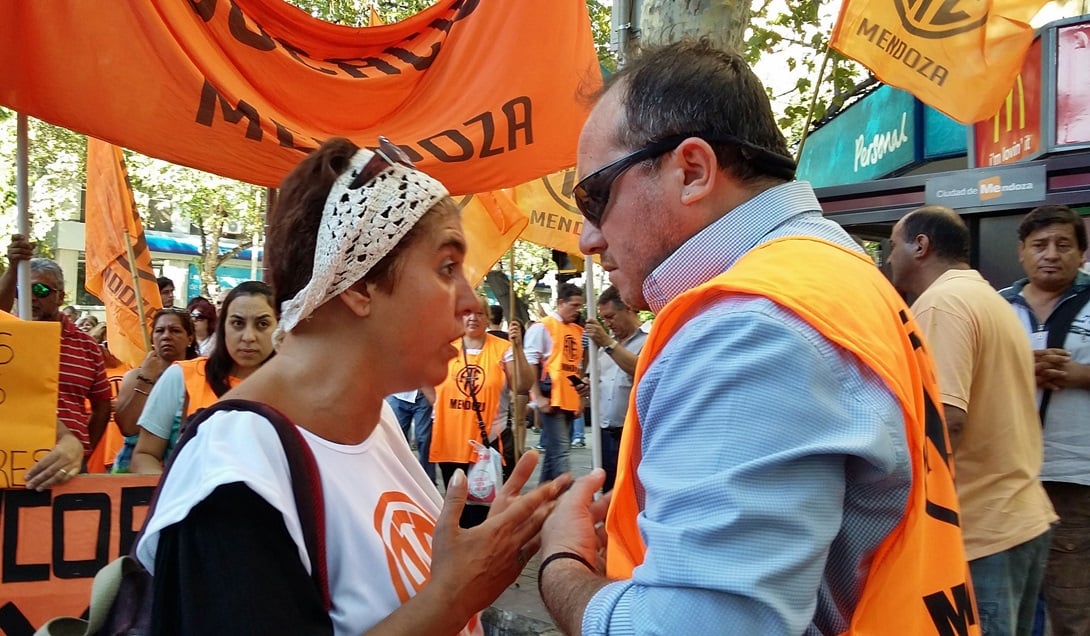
[509,246,524,460]
[16,114,31,319]
[585,261,601,473]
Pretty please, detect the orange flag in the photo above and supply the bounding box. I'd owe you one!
[84,139,163,369]
[459,192,529,288]
[831,0,1048,124]
[0,0,601,194]
[510,168,586,255]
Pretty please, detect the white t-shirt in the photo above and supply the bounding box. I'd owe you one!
[137,402,482,636]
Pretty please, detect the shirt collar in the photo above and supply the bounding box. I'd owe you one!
[642,181,822,313]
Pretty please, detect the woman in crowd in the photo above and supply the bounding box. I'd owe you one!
[186,296,218,356]
[135,137,567,635]
[130,281,277,474]
[112,308,199,471]
[430,294,534,527]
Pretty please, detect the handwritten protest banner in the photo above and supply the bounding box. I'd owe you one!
[0,475,160,635]
[0,314,60,488]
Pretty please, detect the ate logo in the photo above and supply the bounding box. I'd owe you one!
[893,0,987,39]
[456,363,485,398]
[540,168,581,215]
[563,335,579,362]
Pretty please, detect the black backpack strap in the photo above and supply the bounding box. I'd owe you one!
[141,398,331,611]
[1039,286,1090,424]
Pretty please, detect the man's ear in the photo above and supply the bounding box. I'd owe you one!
[674,138,717,206]
[913,234,931,259]
[338,282,373,318]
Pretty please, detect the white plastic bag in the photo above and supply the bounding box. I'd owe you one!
[466,439,503,505]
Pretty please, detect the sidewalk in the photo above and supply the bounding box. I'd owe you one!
[482,428,596,636]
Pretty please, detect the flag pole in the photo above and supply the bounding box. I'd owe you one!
[794,43,833,163]
[123,215,152,352]
[16,113,31,319]
[508,245,524,461]
[586,259,602,474]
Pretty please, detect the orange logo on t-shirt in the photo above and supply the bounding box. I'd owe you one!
[374,491,437,603]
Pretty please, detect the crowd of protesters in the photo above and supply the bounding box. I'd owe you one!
[4,38,1090,636]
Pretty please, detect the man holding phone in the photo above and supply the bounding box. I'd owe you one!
[583,285,645,492]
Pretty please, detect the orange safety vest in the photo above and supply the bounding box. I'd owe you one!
[86,359,132,473]
[177,358,237,422]
[606,237,978,635]
[541,316,583,412]
[430,335,511,464]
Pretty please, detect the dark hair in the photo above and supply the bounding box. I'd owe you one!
[558,283,584,303]
[206,281,276,397]
[151,308,200,360]
[267,136,459,313]
[489,304,504,325]
[901,206,970,263]
[185,296,218,333]
[156,276,174,292]
[605,38,794,184]
[597,285,628,311]
[1018,204,1088,252]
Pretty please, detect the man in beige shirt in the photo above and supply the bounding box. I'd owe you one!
[890,205,1057,636]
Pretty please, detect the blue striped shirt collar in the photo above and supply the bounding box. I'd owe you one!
[642,181,823,313]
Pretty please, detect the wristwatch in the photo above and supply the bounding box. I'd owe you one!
[603,342,617,354]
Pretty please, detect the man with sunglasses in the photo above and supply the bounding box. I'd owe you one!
[538,40,974,634]
[2,234,112,489]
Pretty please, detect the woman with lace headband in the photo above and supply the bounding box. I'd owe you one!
[135,137,570,635]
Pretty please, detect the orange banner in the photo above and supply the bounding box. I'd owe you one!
[459,192,529,288]
[831,0,1047,124]
[0,475,160,633]
[84,139,163,370]
[0,0,600,195]
[0,312,59,488]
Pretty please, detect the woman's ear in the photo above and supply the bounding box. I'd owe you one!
[338,281,373,318]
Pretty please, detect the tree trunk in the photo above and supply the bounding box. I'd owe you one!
[638,0,752,53]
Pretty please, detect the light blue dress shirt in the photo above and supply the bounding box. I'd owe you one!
[583,181,912,634]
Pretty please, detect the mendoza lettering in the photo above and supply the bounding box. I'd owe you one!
[856,18,950,87]
[529,210,583,235]
[188,0,481,78]
[196,83,535,161]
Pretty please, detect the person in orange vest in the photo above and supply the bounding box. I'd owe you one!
[537,39,979,635]
[430,294,534,527]
[523,282,584,484]
[129,281,278,474]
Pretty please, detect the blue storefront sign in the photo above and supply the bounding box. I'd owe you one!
[798,85,967,188]
[186,263,262,301]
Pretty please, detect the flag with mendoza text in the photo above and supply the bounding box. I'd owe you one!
[459,192,529,288]
[0,0,601,195]
[84,139,163,369]
[831,0,1048,124]
[509,168,586,256]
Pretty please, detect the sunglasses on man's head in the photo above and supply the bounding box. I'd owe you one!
[349,136,416,189]
[572,133,798,227]
[30,282,57,299]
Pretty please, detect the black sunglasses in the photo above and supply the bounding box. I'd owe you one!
[573,133,798,227]
[30,282,58,299]
[348,136,416,189]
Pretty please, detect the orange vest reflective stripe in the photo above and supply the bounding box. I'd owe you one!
[177,358,237,421]
[541,316,583,412]
[605,237,978,635]
[430,335,510,464]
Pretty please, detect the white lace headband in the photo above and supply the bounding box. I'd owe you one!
[274,148,448,344]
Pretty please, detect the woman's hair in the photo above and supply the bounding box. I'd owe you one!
[266,136,458,313]
[151,308,200,360]
[205,281,276,397]
[185,296,218,334]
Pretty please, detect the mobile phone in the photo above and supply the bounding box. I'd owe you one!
[567,374,586,388]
